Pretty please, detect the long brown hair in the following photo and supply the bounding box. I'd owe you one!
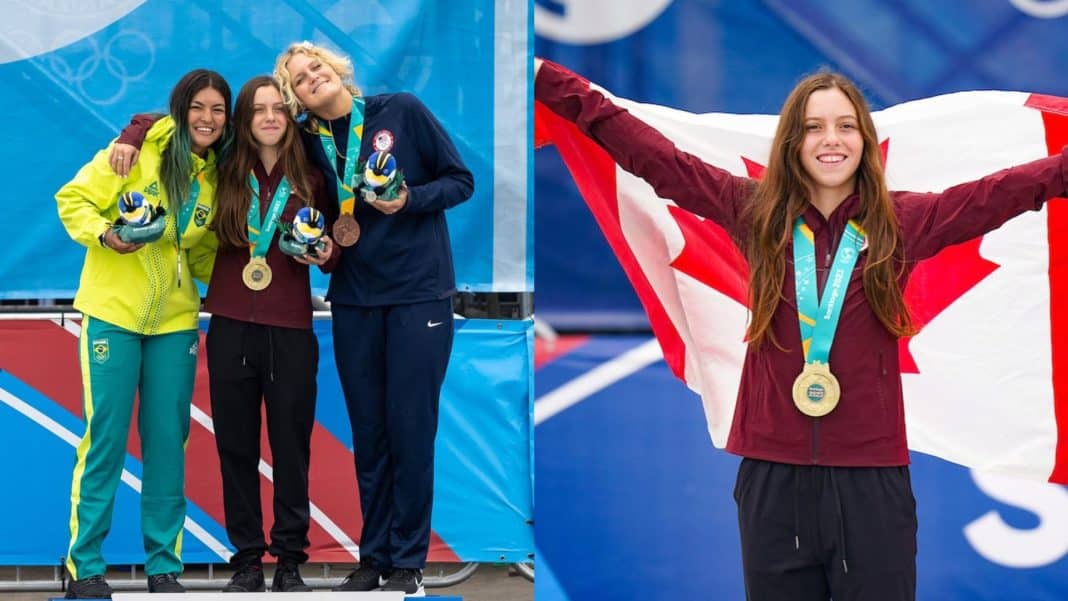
[214,76,315,249]
[744,72,915,348]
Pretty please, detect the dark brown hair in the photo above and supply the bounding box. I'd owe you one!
[214,76,314,249]
[744,72,915,348]
[160,69,232,213]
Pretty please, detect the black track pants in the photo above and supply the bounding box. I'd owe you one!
[734,458,917,601]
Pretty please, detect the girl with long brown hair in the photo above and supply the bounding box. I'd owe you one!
[205,75,333,593]
[535,58,1068,601]
[110,75,334,593]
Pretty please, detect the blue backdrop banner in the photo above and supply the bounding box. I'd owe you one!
[1,0,531,299]
[0,316,533,564]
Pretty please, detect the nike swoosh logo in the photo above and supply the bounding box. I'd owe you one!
[427,320,443,328]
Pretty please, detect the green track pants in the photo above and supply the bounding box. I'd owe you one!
[65,316,198,579]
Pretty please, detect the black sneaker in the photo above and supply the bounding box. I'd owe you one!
[222,563,265,592]
[381,568,424,596]
[332,563,385,591]
[272,562,312,592]
[65,574,113,599]
[146,572,186,593]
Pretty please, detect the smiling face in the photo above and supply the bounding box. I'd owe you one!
[250,85,287,148]
[285,51,343,114]
[799,87,863,202]
[188,87,227,156]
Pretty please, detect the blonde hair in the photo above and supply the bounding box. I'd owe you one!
[273,41,362,116]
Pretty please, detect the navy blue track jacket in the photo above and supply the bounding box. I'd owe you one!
[308,92,474,307]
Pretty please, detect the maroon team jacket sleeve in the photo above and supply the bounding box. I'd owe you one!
[116,113,164,148]
[535,59,753,238]
[896,146,1068,261]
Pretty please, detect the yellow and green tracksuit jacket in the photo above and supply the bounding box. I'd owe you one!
[56,117,219,335]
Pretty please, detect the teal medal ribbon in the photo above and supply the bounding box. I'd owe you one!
[247,173,292,257]
[791,217,866,417]
[316,96,365,246]
[240,172,291,291]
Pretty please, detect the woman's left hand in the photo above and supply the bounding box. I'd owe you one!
[367,183,408,215]
[294,235,334,266]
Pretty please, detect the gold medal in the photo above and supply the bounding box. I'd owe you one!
[333,213,360,247]
[792,360,841,417]
[242,257,272,291]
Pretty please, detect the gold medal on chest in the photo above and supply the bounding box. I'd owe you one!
[242,257,272,291]
[792,360,841,417]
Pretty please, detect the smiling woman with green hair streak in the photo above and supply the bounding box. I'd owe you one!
[54,68,232,600]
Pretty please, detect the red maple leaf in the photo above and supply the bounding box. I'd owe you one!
[668,137,999,373]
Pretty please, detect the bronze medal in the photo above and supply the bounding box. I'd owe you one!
[333,213,360,247]
[792,360,841,417]
[241,257,272,291]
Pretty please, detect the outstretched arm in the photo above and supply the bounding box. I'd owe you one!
[897,147,1068,261]
[535,58,753,234]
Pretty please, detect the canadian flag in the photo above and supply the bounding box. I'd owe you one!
[536,72,1068,483]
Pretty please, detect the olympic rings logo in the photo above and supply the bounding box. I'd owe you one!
[44,29,155,106]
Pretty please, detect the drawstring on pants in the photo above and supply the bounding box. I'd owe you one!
[267,327,275,382]
[793,469,800,550]
[829,469,849,574]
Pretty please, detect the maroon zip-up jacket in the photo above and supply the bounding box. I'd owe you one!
[118,117,335,330]
[537,60,1068,466]
[204,161,329,330]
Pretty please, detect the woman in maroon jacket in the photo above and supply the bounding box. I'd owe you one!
[535,58,1068,601]
[202,75,334,593]
[110,76,334,593]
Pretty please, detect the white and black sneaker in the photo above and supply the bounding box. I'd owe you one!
[381,568,424,596]
[332,564,386,592]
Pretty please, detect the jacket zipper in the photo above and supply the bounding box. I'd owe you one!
[811,418,820,463]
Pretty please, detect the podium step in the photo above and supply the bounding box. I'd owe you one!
[51,595,464,600]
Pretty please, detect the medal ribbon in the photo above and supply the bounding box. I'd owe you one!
[173,173,202,288]
[793,217,865,365]
[175,175,201,248]
[316,96,365,216]
[247,173,292,258]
